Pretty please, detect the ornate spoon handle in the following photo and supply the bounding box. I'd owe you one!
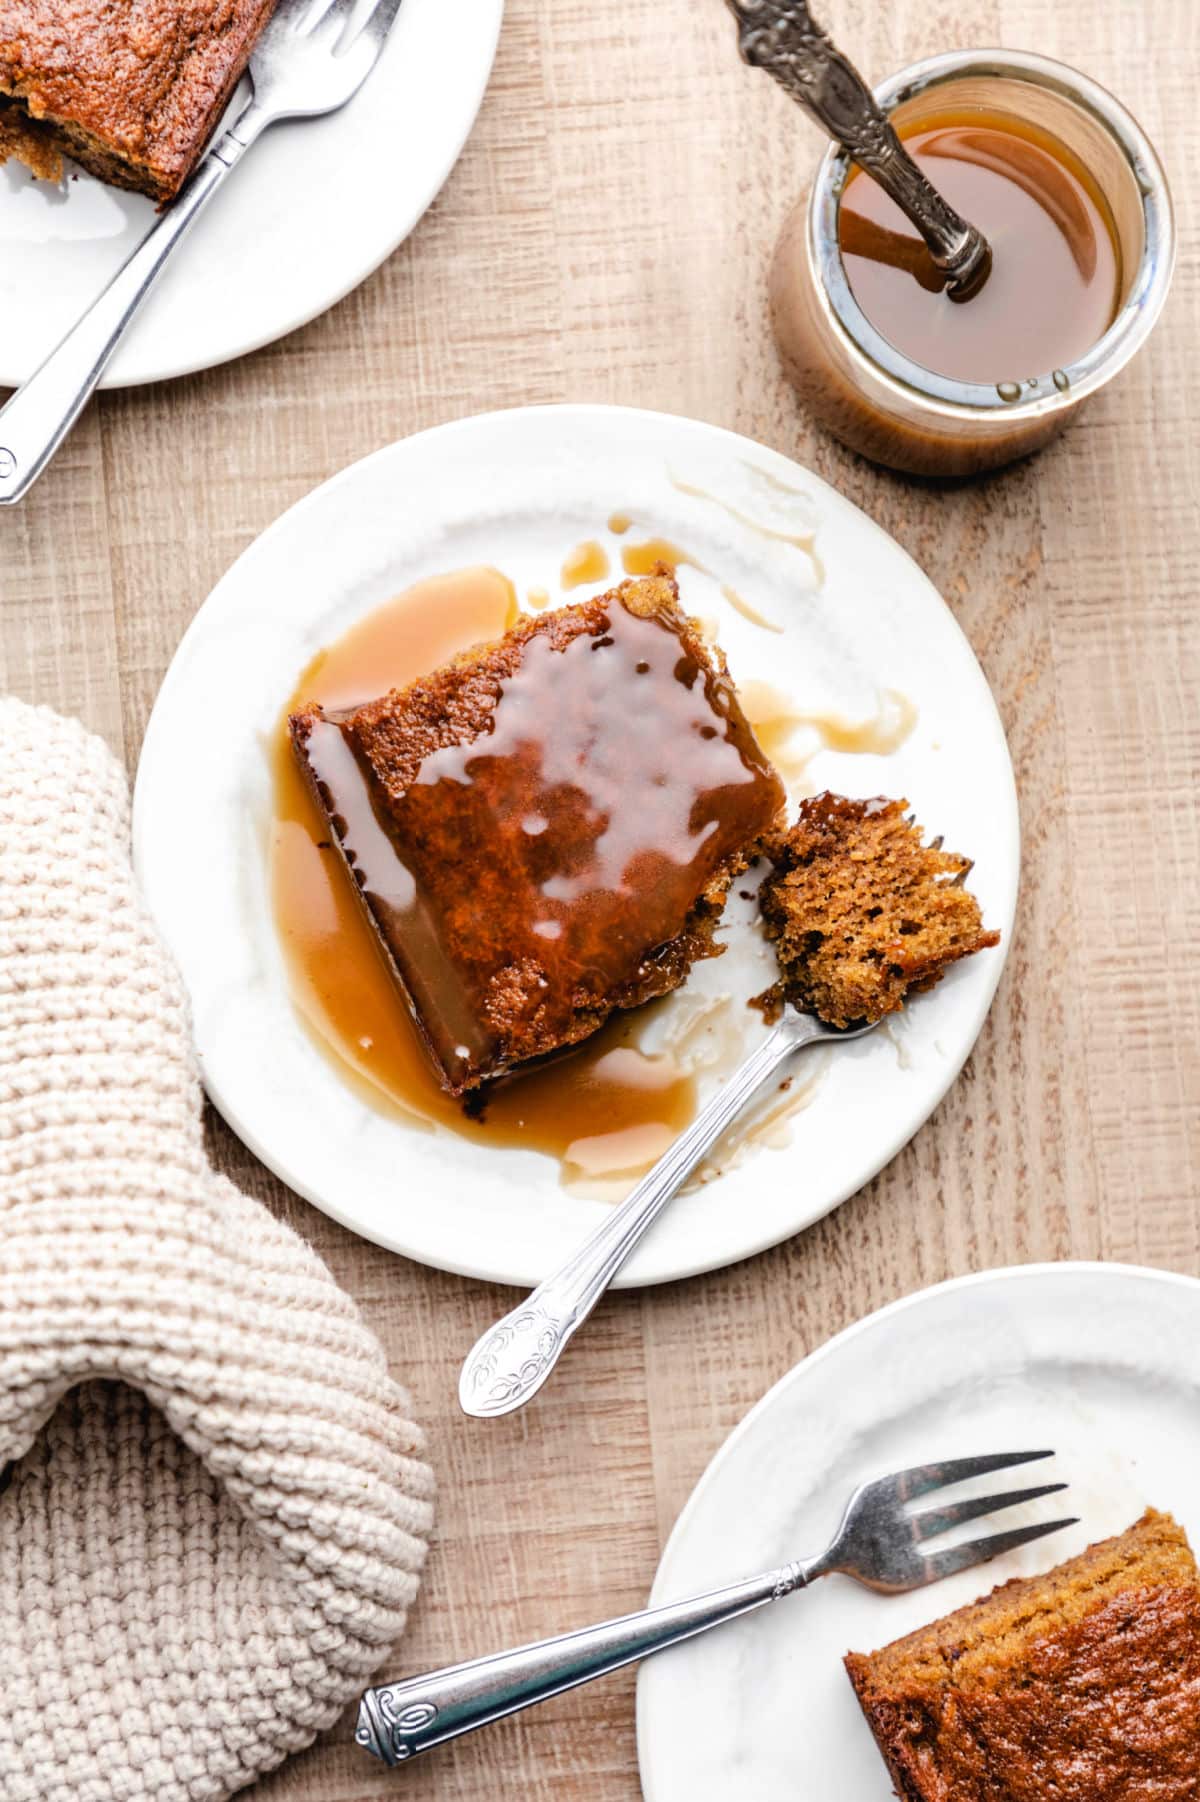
[725,0,990,292]
[458,1017,806,1418]
[459,1013,877,1419]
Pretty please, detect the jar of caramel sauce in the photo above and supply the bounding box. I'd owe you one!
[770,51,1174,476]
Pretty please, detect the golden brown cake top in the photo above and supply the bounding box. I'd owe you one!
[756,793,999,1027]
[0,0,278,197]
[291,576,785,1094]
[846,1509,1200,1802]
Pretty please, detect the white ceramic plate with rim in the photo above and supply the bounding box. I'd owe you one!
[638,1262,1200,1801]
[132,403,1018,1287]
[0,0,503,388]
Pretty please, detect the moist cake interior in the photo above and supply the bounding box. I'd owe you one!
[757,792,999,1027]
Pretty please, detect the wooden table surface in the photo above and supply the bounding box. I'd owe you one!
[2,0,1197,1795]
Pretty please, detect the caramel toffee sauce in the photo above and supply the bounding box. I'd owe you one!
[839,110,1121,386]
[621,537,695,577]
[560,539,611,588]
[271,567,700,1178]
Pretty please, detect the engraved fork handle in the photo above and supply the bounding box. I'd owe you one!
[0,97,269,507]
[725,0,990,292]
[460,1013,849,1419]
[357,1557,815,1764]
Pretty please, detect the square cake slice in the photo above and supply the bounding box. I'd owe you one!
[0,1,279,202]
[846,1508,1200,1801]
[290,574,786,1096]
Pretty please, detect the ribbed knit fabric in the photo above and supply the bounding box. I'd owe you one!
[0,698,435,1802]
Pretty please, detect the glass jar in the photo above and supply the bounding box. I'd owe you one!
[769,49,1175,477]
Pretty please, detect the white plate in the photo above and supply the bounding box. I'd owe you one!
[0,0,502,388]
[132,404,1018,1287]
[638,1263,1200,1801]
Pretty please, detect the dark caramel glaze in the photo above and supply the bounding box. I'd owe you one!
[0,0,278,200]
[291,576,784,1094]
[855,1584,1200,1801]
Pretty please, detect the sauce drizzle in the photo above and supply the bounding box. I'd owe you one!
[561,540,611,589]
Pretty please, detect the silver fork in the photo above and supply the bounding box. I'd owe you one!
[356,1450,1076,1764]
[0,0,403,506]
[460,1010,876,1420]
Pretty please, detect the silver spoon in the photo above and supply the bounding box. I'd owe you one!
[725,0,991,297]
[458,1008,875,1419]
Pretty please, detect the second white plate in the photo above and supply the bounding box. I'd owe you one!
[638,1263,1200,1801]
[133,404,1017,1286]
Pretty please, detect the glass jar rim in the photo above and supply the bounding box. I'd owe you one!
[807,48,1176,420]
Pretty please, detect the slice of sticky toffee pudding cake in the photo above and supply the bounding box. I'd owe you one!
[846,1509,1200,1802]
[0,1,279,202]
[290,574,786,1096]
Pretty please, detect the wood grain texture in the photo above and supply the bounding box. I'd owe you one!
[2,0,1198,1794]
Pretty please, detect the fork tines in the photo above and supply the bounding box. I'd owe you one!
[897,1450,1077,1584]
[919,1513,1081,1583]
[299,0,403,52]
[894,1448,1056,1502]
[913,1478,1069,1543]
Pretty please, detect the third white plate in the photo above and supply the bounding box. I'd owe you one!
[638,1262,1200,1801]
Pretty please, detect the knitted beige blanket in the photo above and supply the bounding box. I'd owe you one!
[0,698,435,1802]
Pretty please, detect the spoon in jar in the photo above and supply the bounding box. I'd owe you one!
[724,0,991,298]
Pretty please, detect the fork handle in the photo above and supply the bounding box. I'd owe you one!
[459,1016,807,1419]
[0,104,266,506]
[357,1559,812,1765]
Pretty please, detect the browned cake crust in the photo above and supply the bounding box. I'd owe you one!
[0,0,279,201]
[290,575,786,1095]
[846,1509,1200,1802]
[756,793,999,1027]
